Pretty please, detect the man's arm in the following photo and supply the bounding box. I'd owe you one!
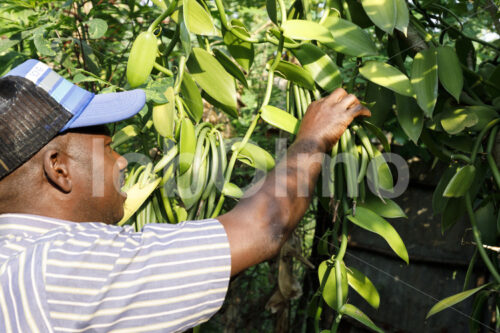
[217,88,371,276]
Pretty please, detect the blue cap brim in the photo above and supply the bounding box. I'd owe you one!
[62,89,145,130]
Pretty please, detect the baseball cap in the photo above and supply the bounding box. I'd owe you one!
[0,59,146,180]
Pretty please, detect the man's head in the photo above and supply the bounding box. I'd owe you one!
[0,60,145,223]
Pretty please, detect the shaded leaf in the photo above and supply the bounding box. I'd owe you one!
[322,15,377,57]
[475,201,497,246]
[213,48,248,88]
[437,46,463,102]
[411,48,438,117]
[395,94,423,143]
[359,61,413,97]
[180,72,203,123]
[348,206,409,263]
[441,197,465,233]
[111,125,140,149]
[273,60,315,90]
[266,0,278,24]
[223,19,254,71]
[432,166,456,214]
[292,43,342,91]
[87,19,108,39]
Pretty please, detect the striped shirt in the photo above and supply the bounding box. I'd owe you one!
[0,214,231,332]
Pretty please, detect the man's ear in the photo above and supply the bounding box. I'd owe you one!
[43,149,72,193]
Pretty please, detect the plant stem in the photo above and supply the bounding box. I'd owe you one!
[465,192,500,283]
[153,62,173,76]
[148,0,179,33]
[471,119,500,163]
[174,55,186,93]
[277,0,287,24]
[213,0,264,43]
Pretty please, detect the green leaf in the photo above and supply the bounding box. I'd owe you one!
[443,165,476,198]
[364,83,394,127]
[361,0,396,34]
[183,0,217,36]
[179,21,192,56]
[437,46,463,102]
[411,48,438,117]
[340,304,384,333]
[432,166,456,214]
[359,195,407,219]
[33,31,55,57]
[321,16,378,57]
[372,150,393,192]
[187,48,237,117]
[260,105,300,134]
[222,182,244,199]
[281,19,334,43]
[426,284,489,319]
[467,106,498,132]
[179,118,196,175]
[111,125,140,149]
[395,94,424,143]
[348,206,409,263]
[180,72,203,123]
[87,19,108,39]
[272,60,315,90]
[394,0,409,35]
[292,43,342,91]
[359,61,413,97]
[233,141,275,171]
[362,120,391,152]
[223,19,254,72]
[0,38,22,54]
[213,49,248,88]
[440,107,478,135]
[441,197,465,233]
[347,267,380,309]
[266,0,278,24]
[474,201,497,246]
[318,260,348,310]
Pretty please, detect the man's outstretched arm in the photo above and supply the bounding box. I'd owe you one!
[217,88,371,276]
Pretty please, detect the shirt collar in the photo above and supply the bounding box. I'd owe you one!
[0,213,75,238]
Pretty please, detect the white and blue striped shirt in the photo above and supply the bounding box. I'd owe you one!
[0,214,231,332]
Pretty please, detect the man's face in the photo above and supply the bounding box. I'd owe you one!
[65,126,128,224]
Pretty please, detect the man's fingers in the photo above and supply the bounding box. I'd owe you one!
[326,88,348,104]
[338,94,359,109]
[349,104,371,118]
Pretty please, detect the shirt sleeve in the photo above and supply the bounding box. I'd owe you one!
[43,219,231,333]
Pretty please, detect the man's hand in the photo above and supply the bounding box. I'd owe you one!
[296,88,371,153]
[218,88,370,276]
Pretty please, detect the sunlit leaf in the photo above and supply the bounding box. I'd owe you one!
[87,19,108,39]
[348,206,409,263]
[292,43,342,91]
[222,182,244,198]
[322,15,378,57]
[359,195,407,219]
[213,48,248,88]
[426,284,489,319]
[183,0,217,36]
[187,48,237,117]
[118,178,161,226]
[443,165,476,198]
[440,107,478,135]
[281,19,334,43]
[361,0,396,34]
[411,48,438,117]
[318,260,348,310]
[233,141,275,171]
[347,267,380,309]
[340,304,384,333]
[260,105,300,134]
[180,72,203,123]
[394,0,409,35]
[359,61,413,97]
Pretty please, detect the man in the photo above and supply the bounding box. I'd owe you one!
[0,60,370,332]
